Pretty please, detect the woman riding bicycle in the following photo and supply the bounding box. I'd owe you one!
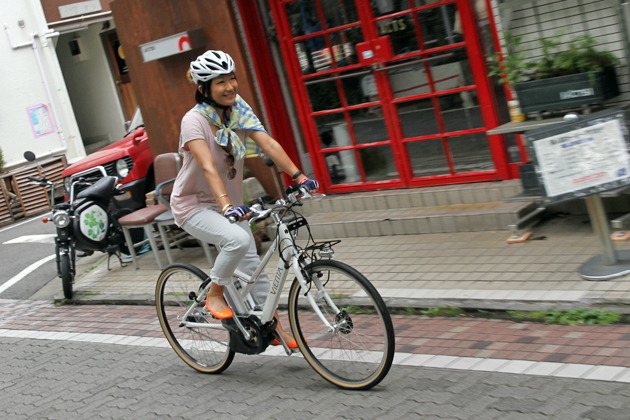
[170,50,318,349]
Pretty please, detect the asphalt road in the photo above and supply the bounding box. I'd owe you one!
[0,215,102,300]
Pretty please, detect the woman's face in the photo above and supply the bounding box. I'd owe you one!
[209,73,238,107]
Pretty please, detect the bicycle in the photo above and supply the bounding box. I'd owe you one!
[155,184,395,390]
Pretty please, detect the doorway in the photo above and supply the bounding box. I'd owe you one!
[268,0,510,193]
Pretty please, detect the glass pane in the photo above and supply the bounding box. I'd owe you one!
[377,15,418,56]
[314,112,347,149]
[285,0,322,38]
[324,150,361,184]
[360,146,398,182]
[438,92,483,133]
[427,47,473,92]
[448,133,496,173]
[397,98,440,138]
[407,139,450,177]
[306,77,341,111]
[322,0,359,28]
[417,2,461,49]
[372,0,410,17]
[386,58,428,99]
[349,108,389,145]
[341,74,379,106]
[328,27,362,68]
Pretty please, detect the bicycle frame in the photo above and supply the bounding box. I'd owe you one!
[177,210,341,341]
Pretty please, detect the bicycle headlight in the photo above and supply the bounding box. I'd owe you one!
[115,158,130,179]
[53,211,70,228]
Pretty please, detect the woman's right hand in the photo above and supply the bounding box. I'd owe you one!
[224,204,252,222]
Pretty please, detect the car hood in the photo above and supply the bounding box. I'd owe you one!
[62,128,146,176]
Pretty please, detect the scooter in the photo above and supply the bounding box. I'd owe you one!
[24,151,132,299]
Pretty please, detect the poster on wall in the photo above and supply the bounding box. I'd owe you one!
[27,104,54,138]
[526,108,630,204]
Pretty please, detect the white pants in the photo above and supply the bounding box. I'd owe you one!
[181,208,270,305]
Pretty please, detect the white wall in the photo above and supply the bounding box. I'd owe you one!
[56,21,126,154]
[0,0,84,168]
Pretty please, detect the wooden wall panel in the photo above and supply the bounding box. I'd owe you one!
[111,0,263,158]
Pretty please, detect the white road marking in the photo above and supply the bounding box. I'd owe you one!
[0,328,628,383]
[3,234,57,244]
[0,254,56,294]
[0,213,51,234]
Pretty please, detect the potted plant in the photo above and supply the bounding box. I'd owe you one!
[489,32,620,116]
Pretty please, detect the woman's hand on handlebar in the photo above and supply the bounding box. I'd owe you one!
[224,204,252,223]
[298,177,319,193]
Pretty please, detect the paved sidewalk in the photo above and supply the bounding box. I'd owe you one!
[65,213,630,312]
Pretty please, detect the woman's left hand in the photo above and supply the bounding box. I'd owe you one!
[299,177,319,193]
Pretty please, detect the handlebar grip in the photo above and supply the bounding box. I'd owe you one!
[285,184,302,195]
[228,215,239,224]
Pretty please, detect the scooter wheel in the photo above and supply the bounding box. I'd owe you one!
[60,253,73,299]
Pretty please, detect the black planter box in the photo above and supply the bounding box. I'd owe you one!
[514,67,620,114]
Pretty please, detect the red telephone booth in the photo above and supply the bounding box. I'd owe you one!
[267,0,510,193]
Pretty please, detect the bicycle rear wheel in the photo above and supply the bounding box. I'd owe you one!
[288,260,395,390]
[156,263,234,373]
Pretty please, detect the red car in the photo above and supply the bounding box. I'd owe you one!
[62,107,154,212]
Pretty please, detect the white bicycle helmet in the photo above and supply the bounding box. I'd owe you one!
[190,50,236,84]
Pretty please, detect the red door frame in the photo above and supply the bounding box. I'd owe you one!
[263,0,513,193]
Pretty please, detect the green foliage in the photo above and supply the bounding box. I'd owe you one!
[488,32,619,84]
[341,305,376,314]
[0,147,5,173]
[420,307,465,317]
[507,309,622,325]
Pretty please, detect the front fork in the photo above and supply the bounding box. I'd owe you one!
[55,236,75,278]
[294,257,341,333]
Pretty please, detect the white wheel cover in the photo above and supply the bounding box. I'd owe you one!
[79,205,108,242]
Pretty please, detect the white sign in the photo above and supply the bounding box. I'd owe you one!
[59,0,102,19]
[533,119,630,197]
[140,32,194,62]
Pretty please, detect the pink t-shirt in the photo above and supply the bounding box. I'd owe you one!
[171,110,252,226]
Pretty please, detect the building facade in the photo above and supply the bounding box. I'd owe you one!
[3,0,630,197]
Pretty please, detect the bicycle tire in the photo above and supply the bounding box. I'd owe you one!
[288,260,395,390]
[60,253,73,300]
[156,263,234,374]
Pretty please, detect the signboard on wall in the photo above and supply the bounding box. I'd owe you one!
[526,108,630,204]
[59,0,102,19]
[139,29,204,62]
[27,104,54,138]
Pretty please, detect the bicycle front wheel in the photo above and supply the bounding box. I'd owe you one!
[288,260,395,390]
[156,263,234,374]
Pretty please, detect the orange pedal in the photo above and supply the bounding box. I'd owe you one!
[507,232,532,244]
[611,231,630,242]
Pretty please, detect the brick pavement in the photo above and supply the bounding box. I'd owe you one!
[3,298,630,383]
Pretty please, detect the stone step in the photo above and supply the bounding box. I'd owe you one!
[303,201,537,239]
[301,180,524,215]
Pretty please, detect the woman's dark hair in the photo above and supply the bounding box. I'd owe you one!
[195,80,213,105]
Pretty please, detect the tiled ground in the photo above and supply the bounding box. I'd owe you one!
[71,213,630,311]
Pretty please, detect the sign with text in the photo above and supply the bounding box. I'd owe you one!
[139,29,204,62]
[27,104,54,138]
[59,0,102,19]
[526,108,630,204]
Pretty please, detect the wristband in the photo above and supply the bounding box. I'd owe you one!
[221,203,233,215]
[292,170,303,180]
